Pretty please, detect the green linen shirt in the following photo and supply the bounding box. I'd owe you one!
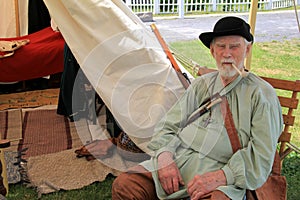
[140,71,283,200]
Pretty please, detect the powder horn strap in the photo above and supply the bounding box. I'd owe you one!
[220,96,241,153]
[220,96,281,176]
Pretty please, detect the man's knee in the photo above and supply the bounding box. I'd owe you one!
[112,172,130,193]
[112,172,142,200]
[112,171,158,200]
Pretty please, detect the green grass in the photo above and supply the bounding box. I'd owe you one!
[8,175,115,200]
[6,39,300,200]
[170,38,300,80]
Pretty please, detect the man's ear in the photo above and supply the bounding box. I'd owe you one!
[210,45,215,58]
[246,43,252,56]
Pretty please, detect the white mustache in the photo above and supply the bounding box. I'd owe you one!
[221,59,234,64]
[220,60,247,77]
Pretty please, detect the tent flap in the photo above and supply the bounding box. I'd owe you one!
[43,0,186,153]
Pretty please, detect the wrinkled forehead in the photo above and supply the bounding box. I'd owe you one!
[214,35,245,44]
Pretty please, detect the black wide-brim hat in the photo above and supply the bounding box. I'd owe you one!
[199,16,254,48]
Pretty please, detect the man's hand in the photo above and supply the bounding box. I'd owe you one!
[187,170,226,200]
[157,151,185,195]
[75,139,114,160]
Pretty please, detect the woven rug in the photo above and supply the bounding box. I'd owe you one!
[0,88,59,111]
[0,108,138,196]
[19,109,72,158]
[0,109,78,155]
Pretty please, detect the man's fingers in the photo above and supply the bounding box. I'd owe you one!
[177,169,185,186]
[85,140,99,150]
[191,192,202,200]
[172,177,179,192]
[187,179,195,195]
[87,140,114,153]
[157,154,185,195]
[162,175,184,194]
[162,179,173,194]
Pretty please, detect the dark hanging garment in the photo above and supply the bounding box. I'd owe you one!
[57,44,122,137]
[57,44,87,121]
[28,0,51,34]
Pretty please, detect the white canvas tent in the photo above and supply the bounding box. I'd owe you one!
[43,0,189,152]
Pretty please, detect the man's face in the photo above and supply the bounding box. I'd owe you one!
[210,35,251,78]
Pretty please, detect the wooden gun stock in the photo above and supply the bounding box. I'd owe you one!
[150,24,182,73]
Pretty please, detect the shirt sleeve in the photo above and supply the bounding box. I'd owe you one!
[222,86,283,190]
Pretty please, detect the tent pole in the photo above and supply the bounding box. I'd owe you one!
[14,0,20,37]
[245,0,258,71]
[293,0,300,32]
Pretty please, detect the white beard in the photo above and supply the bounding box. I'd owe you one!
[219,65,237,78]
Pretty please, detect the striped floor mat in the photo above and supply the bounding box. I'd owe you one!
[0,109,84,158]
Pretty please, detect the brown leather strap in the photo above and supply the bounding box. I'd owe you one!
[272,151,281,176]
[220,96,241,153]
[220,96,281,176]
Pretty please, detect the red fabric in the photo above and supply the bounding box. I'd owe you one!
[0,27,65,82]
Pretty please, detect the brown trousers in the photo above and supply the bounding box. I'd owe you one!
[112,166,230,200]
[112,168,160,200]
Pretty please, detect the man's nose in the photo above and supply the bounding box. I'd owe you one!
[222,47,232,57]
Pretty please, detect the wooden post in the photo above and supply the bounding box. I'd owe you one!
[293,0,300,32]
[245,0,258,71]
[14,0,20,37]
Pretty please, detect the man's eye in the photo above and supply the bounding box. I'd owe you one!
[230,45,239,49]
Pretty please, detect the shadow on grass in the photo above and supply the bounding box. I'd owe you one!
[282,152,300,200]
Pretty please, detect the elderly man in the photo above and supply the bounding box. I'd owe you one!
[112,16,283,200]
